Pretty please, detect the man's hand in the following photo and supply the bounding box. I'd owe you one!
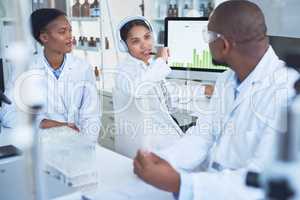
[133,150,180,193]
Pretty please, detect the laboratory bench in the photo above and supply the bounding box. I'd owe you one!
[0,131,173,200]
[85,145,174,200]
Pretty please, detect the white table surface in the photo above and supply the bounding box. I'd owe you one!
[85,146,174,200]
[0,132,174,200]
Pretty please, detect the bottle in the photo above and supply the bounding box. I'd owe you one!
[95,0,100,17]
[72,0,80,17]
[173,3,178,17]
[95,37,101,48]
[182,3,189,17]
[94,66,100,79]
[167,4,173,17]
[94,66,102,90]
[105,37,109,49]
[207,2,214,17]
[83,37,88,47]
[89,37,96,47]
[199,4,205,17]
[79,36,84,46]
[90,0,100,17]
[81,0,90,17]
[72,36,77,46]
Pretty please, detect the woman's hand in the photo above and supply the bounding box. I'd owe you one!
[156,47,170,62]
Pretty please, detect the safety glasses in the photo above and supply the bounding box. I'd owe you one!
[202,28,223,43]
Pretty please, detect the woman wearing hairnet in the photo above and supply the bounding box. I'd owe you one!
[113,16,185,158]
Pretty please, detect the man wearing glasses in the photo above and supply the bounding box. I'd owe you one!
[133,0,299,199]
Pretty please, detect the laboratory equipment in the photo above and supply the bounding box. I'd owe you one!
[41,126,99,193]
[164,17,228,82]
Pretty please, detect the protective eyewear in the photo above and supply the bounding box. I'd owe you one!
[202,28,223,43]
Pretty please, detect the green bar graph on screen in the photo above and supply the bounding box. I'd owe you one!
[171,48,227,70]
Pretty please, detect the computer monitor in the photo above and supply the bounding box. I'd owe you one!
[164,17,228,82]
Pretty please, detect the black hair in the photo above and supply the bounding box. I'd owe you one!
[120,19,151,42]
[30,8,66,44]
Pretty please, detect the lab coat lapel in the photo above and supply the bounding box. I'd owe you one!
[58,54,73,80]
[229,84,252,116]
[41,53,72,81]
[228,50,281,115]
[221,47,280,133]
[154,82,184,136]
[221,82,263,134]
[231,76,273,115]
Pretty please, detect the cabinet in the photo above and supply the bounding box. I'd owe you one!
[65,0,118,94]
[99,92,115,150]
[65,0,105,69]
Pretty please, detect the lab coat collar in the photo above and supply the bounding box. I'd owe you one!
[226,46,281,117]
[127,54,153,70]
[43,53,66,79]
[225,46,277,95]
[235,46,278,94]
[36,52,74,79]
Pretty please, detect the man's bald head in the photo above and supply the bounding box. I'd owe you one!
[209,0,267,44]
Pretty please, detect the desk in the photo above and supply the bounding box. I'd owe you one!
[85,146,174,200]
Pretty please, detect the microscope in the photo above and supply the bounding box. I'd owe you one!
[246,54,300,200]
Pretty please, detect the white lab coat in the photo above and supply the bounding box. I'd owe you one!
[28,53,101,143]
[113,55,183,158]
[157,46,299,200]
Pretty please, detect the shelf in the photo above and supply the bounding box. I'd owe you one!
[152,18,165,22]
[74,45,102,52]
[0,17,14,24]
[155,44,164,47]
[70,17,100,21]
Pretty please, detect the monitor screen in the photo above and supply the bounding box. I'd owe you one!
[165,17,228,73]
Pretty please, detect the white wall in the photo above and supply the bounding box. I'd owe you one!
[214,0,300,38]
[0,0,33,87]
[250,0,300,38]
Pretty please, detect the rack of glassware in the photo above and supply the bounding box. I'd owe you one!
[151,0,215,46]
[66,0,107,84]
[153,0,214,19]
[71,0,100,18]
